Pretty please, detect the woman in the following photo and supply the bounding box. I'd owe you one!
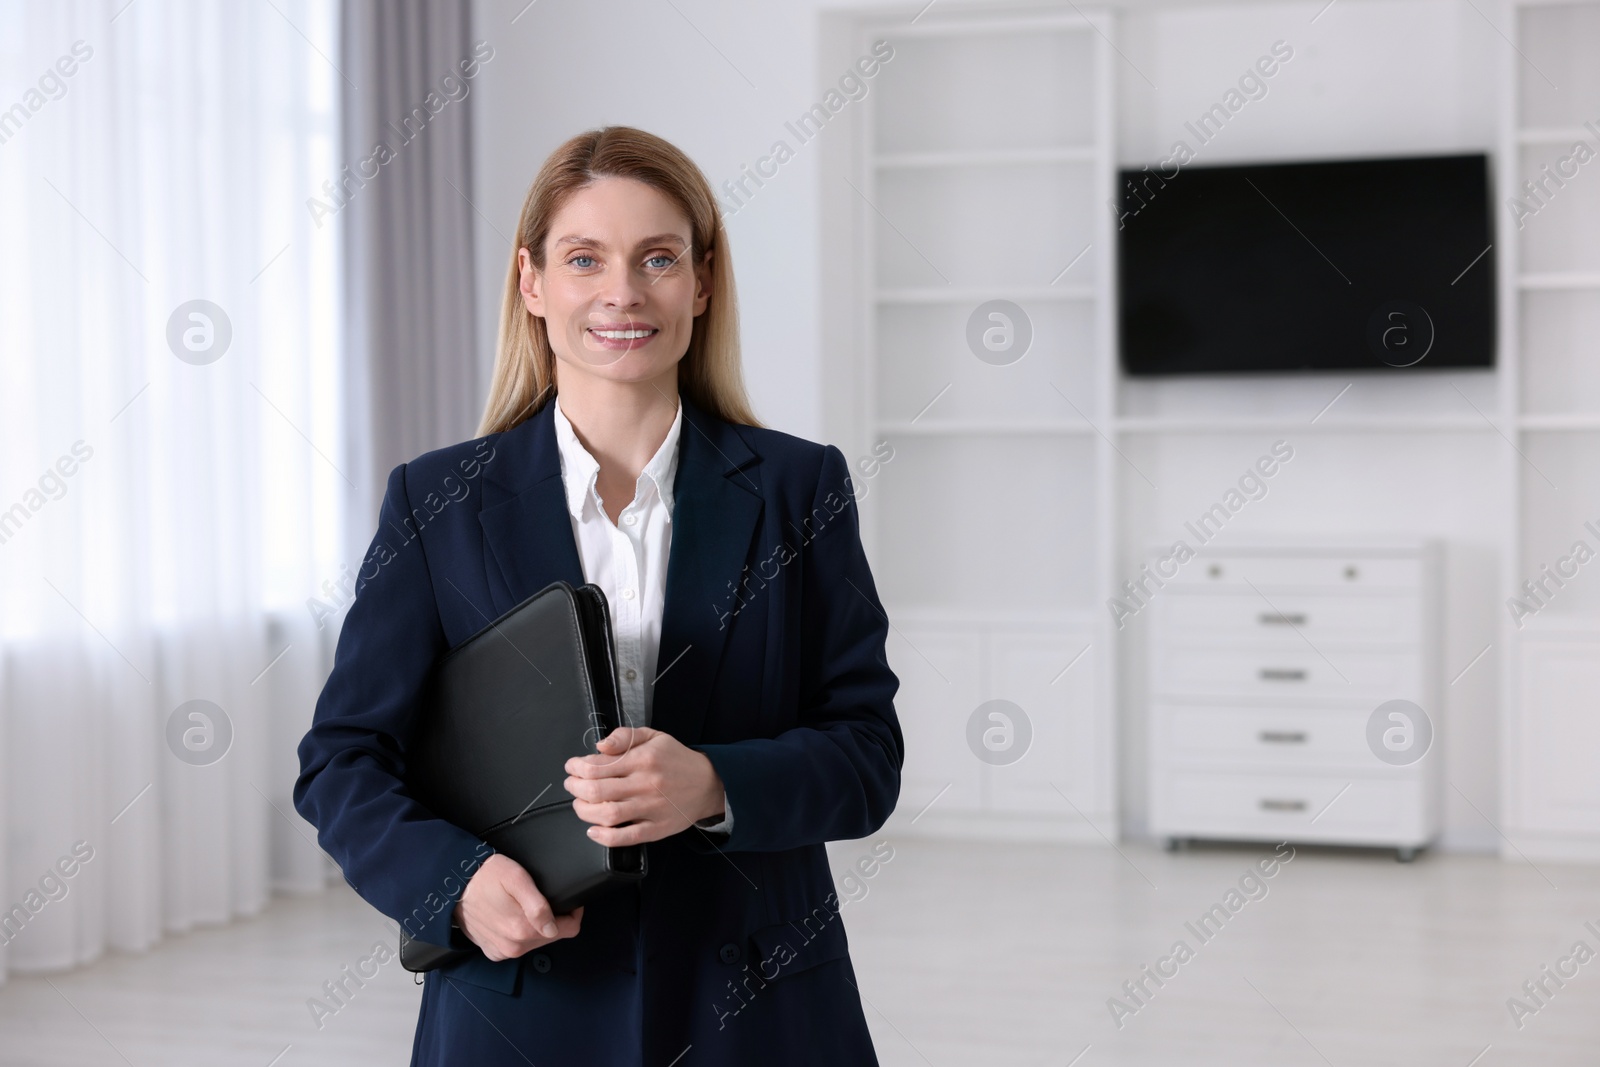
[293,126,903,1066]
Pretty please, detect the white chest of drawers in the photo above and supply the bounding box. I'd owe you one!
[1147,540,1442,860]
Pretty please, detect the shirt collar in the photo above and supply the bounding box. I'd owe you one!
[551,396,682,522]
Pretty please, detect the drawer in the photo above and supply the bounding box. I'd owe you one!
[1152,769,1430,845]
[1158,554,1425,591]
[1153,703,1380,768]
[1156,592,1421,646]
[1155,647,1422,699]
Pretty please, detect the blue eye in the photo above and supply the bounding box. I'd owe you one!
[646,254,676,269]
[568,255,596,268]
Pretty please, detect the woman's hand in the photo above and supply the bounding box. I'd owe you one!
[564,726,726,846]
[453,854,584,962]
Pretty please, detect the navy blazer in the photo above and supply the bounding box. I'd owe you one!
[293,393,903,1067]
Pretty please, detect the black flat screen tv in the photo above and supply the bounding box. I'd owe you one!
[1117,153,1494,374]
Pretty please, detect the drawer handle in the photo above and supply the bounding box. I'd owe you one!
[1259,668,1308,681]
[1258,730,1308,744]
[1259,798,1308,812]
[1258,612,1307,626]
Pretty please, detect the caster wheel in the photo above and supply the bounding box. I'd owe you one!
[1396,847,1417,863]
[1163,836,1183,852]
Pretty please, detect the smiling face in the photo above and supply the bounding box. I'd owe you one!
[520,176,711,390]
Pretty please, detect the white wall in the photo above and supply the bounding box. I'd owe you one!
[1111,0,1503,850]
[1116,0,1497,165]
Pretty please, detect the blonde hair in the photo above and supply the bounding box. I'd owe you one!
[478,126,761,435]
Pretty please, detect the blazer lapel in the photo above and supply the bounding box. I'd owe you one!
[475,392,764,746]
[478,401,585,617]
[652,396,763,746]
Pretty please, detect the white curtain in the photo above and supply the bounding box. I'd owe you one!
[0,0,344,980]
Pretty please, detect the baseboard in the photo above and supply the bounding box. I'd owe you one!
[1502,830,1600,865]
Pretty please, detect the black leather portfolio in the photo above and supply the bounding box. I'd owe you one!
[398,580,646,973]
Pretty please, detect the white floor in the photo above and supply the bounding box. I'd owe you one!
[1,837,1597,1065]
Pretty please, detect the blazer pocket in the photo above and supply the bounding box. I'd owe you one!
[745,909,850,982]
[435,951,520,996]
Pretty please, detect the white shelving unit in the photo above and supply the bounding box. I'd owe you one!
[1501,0,1600,863]
[821,0,1600,861]
[845,9,1119,842]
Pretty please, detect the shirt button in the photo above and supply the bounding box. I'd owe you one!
[622,589,635,600]
[623,513,638,526]
[624,668,637,681]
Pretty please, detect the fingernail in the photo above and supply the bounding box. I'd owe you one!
[586,827,598,838]
[543,923,557,938]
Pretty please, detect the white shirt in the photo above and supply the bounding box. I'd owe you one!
[552,397,732,834]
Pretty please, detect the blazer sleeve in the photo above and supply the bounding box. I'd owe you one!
[690,444,904,853]
[293,463,494,947]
